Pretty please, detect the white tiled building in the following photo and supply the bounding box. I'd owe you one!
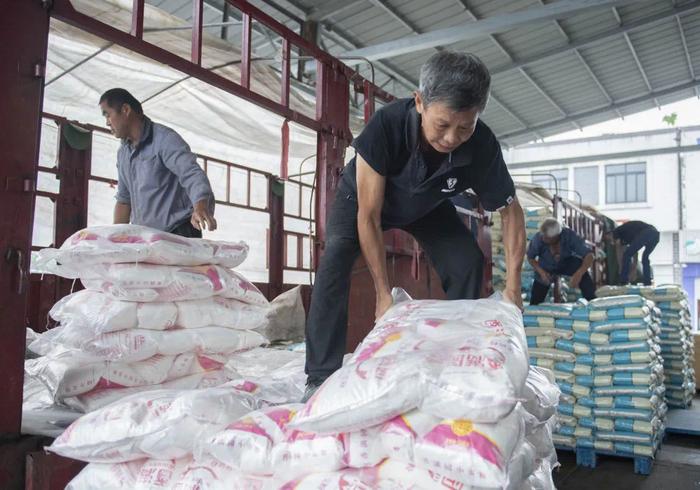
[504,125,700,328]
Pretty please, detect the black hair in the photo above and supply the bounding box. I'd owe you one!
[99,88,143,115]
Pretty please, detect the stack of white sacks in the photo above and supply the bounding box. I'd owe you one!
[525,296,666,458]
[597,285,696,408]
[27,225,289,412]
[492,207,553,303]
[56,291,560,489]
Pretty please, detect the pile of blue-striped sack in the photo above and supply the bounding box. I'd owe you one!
[525,295,667,458]
[492,207,553,303]
[597,285,696,408]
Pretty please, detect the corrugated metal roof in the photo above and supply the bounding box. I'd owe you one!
[147,0,700,147]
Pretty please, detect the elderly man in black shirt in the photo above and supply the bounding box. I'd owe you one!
[302,51,526,401]
[613,220,660,285]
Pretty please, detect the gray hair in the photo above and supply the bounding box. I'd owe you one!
[540,218,562,238]
[418,51,491,111]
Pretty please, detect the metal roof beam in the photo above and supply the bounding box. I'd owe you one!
[367,0,423,34]
[321,24,418,92]
[490,94,544,140]
[622,31,658,108]
[676,14,699,99]
[455,1,579,131]
[539,0,623,120]
[519,67,581,130]
[342,0,643,61]
[307,0,364,22]
[498,78,700,141]
[491,1,700,77]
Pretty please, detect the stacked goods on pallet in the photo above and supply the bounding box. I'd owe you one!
[60,292,561,489]
[597,285,697,408]
[525,296,667,460]
[492,206,553,303]
[26,225,303,412]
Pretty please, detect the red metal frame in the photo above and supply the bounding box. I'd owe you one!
[1,1,479,487]
[0,2,50,488]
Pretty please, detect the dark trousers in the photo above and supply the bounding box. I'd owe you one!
[529,256,596,306]
[305,192,484,383]
[169,219,202,238]
[620,228,660,286]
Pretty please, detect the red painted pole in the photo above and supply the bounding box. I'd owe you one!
[191,0,203,65]
[131,0,145,38]
[241,13,252,88]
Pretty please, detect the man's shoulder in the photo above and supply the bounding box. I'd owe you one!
[151,121,179,138]
[472,119,499,147]
[373,97,413,126]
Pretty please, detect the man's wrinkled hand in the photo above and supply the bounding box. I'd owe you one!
[191,200,217,231]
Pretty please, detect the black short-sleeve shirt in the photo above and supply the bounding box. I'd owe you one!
[338,98,516,227]
[613,220,656,245]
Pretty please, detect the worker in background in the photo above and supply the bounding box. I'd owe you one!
[302,51,526,402]
[527,218,595,305]
[613,220,660,286]
[99,88,216,237]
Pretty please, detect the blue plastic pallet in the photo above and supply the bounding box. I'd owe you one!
[555,445,656,475]
[666,402,700,436]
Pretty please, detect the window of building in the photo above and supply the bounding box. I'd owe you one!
[532,168,568,195]
[574,166,599,205]
[605,162,646,204]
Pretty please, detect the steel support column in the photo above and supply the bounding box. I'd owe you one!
[0,0,49,437]
[267,177,285,300]
[314,60,350,267]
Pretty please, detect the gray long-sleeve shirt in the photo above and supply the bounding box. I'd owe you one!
[116,117,214,232]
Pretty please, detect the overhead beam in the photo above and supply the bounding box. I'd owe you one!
[321,24,419,92]
[490,94,544,140]
[623,31,658,108]
[454,0,577,132]
[539,0,623,120]
[490,1,700,76]
[342,0,643,61]
[367,0,423,34]
[498,78,700,141]
[308,0,363,22]
[676,14,699,99]
[508,143,700,169]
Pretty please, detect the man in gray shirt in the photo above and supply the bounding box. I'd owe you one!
[99,88,216,237]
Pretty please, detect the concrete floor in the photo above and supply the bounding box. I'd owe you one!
[553,431,700,489]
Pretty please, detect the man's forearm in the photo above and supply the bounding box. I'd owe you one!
[501,200,526,290]
[577,253,594,276]
[114,202,131,224]
[528,257,541,273]
[358,215,391,298]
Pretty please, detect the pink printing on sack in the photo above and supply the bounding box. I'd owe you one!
[181,266,224,291]
[149,233,191,246]
[108,233,147,244]
[70,231,100,244]
[91,377,129,391]
[423,421,503,470]
[237,277,261,294]
[266,408,296,431]
[227,418,273,442]
[234,380,259,393]
[197,355,224,370]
